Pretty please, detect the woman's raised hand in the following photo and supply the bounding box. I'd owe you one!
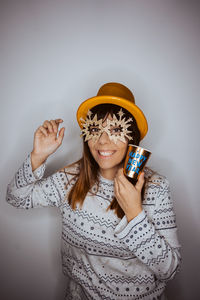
[31,119,65,169]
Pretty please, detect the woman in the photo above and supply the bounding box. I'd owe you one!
[6,82,181,300]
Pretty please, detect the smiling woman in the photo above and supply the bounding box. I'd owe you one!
[6,82,181,300]
[88,110,129,178]
[67,102,142,216]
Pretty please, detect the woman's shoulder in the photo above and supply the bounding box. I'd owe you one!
[143,168,172,207]
[144,167,169,187]
[58,161,80,175]
[57,161,80,189]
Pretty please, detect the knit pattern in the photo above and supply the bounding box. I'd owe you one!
[6,154,181,300]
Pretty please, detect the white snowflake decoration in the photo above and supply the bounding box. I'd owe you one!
[80,108,133,144]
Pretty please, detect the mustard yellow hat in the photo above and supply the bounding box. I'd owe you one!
[76,82,148,140]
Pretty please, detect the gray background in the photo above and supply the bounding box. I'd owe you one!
[1,0,199,299]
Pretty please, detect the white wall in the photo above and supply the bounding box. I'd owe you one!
[1,0,199,299]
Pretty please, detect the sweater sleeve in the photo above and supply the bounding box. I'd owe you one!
[114,176,181,282]
[6,153,64,209]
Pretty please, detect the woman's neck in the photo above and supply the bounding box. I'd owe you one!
[99,163,123,180]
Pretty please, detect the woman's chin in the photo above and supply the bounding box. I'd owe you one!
[98,161,122,173]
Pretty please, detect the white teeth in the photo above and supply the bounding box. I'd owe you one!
[99,151,115,156]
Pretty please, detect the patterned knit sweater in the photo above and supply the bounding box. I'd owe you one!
[6,153,181,300]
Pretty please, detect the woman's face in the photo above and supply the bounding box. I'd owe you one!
[88,114,128,179]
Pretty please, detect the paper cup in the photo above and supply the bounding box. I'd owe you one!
[123,145,151,185]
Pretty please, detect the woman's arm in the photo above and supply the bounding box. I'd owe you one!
[6,152,64,208]
[6,118,66,209]
[114,172,181,282]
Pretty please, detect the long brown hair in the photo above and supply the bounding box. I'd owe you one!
[64,104,142,218]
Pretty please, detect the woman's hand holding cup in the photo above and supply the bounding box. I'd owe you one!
[114,168,145,222]
[31,119,65,171]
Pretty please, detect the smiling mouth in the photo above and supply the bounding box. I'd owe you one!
[97,150,116,157]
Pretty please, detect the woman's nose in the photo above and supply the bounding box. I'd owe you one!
[98,131,110,144]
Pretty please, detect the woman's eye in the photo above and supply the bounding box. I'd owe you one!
[90,127,100,134]
[110,127,122,134]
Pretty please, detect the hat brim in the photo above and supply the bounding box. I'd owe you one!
[76,95,148,140]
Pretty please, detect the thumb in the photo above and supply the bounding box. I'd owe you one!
[57,127,65,144]
[135,172,145,191]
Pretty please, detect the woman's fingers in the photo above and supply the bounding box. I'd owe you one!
[115,170,124,192]
[38,119,65,142]
[116,168,131,188]
[116,176,126,190]
[49,120,58,133]
[115,168,145,196]
[38,126,48,137]
[55,119,63,123]
[43,120,53,132]
[115,169,129,198]
[56,127,65,144]
[50,119,63,133]
[135,172,145,191]
[116,168,145,191]
[43,119,63,133]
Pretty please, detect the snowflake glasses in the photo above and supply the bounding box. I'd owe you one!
[80,108,133,144]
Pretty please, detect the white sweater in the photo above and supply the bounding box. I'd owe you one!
[6,153,181,300]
